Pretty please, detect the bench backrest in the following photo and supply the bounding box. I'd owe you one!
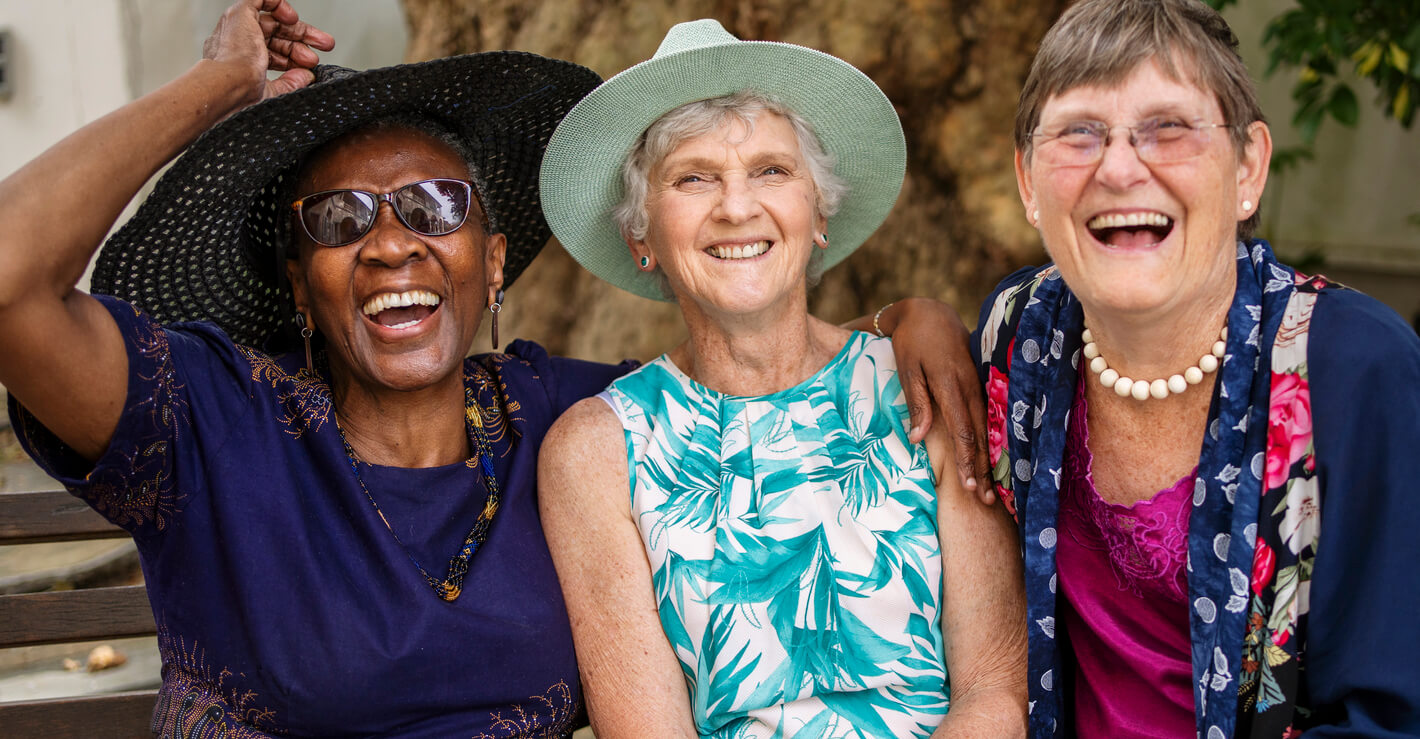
[0,489,157,737]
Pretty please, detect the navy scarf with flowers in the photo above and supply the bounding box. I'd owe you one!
[978,239,1326,738]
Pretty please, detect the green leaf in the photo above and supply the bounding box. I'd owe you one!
[1328,85,1360,126]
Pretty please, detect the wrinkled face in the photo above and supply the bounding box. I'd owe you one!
[286,127,506,394]
[631,113,826,320]
[1015,57,1268,320]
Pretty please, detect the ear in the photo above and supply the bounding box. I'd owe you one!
[484,232,507,307]
[1236,120,1272,221]
[1014,148,1037,226]
[284,255,309,316]
[626,237,654,270]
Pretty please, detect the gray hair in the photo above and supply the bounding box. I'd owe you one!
[1014,0,1266,237]
[613,91,848,246]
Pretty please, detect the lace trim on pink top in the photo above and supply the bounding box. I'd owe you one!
[1062,386,1194,601]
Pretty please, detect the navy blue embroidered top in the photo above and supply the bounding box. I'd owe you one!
[8,296,633,738]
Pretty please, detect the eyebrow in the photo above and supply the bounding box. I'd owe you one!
[1041,100,1208,125]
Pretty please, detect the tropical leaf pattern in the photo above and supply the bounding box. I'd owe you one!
[602,333,950,738]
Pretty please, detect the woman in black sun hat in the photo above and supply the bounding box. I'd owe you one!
[0,1,986,735]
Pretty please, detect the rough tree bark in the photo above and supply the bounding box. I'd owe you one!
[402,0,1066,363]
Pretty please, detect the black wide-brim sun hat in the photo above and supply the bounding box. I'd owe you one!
[92,52,602,350]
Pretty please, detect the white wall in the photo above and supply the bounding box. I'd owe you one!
[0,0,407,293]
[1224,1,1420,323]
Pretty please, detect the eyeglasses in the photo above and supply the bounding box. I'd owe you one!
[291,178,475,247]
[1029,118,1236,168]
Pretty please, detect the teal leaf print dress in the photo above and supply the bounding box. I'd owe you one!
[600,332,950,738]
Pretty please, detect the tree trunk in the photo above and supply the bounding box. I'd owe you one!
[403,0,1065,363]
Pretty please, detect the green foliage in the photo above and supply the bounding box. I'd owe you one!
[1209,0,1420,143]
[1208,0,1420,231]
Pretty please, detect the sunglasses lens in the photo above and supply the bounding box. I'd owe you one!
[301,191,376,246]
[394,180,471,236]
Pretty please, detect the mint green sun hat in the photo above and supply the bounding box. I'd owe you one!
[539,19,907,301]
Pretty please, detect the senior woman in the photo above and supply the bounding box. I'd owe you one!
[0,3,986,734]
[537,20,1026,738]
[0,1,628,734]
[978,0,1420,737]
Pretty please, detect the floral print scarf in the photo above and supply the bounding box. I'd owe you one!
[977,239,1329,738]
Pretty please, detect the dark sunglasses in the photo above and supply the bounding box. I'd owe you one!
[291,178,476,247]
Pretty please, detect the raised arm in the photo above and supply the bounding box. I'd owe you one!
[921,426,1027,738]
[0,0,331,460]
[845,298,992,504]
[538,398,699,738]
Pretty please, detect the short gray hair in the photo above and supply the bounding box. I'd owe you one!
[1014,0,1265,237]
[613,91,848,245]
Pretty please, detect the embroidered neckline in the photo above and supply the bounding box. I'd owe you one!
[1062,385,1192,601]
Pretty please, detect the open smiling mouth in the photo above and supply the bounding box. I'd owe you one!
[362,289,441,330]
[707,240,772,260]
[1086,212,1174,248]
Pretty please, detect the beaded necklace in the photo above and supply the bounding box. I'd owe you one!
[335,383,502,602]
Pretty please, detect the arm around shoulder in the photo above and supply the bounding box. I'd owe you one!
[922,428,1027,738]
[538,397,698,738]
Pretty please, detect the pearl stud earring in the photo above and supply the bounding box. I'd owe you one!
[1242,200,1253,212]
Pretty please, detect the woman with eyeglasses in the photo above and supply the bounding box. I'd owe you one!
[977,0,1420,737]
[0,1,984,735]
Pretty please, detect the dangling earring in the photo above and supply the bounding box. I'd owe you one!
[489,288,505,350]
[295,313,315,374]
[638,255,652,271]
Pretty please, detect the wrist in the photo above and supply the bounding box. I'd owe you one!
[872,301,897,337]
[187,58,263,118]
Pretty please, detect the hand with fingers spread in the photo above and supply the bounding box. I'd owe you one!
[876,298,994,505]
[203,0,335,105]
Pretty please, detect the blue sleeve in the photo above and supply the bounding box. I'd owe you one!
[5,295,254,538]
[1302,289,1420,737]
[503,339,637,417]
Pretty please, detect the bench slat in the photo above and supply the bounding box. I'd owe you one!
[0,689,157,738]
[0,585,155,648]
[0,490,128,544]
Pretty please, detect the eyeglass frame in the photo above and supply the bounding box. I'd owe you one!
[290,178,488,247]
[1026,117,1239,168]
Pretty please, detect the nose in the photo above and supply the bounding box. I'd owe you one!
[358,201,428,267]
[712,175,761,223]
[1093,126,1151,191]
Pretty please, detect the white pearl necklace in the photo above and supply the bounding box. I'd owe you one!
[1083,324,1228,400]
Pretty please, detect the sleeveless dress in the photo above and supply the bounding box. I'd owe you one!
[599,331,950,738]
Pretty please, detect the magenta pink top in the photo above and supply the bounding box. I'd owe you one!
[1056,388,1195,737]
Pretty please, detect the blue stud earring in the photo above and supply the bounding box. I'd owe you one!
[638,255,651,270]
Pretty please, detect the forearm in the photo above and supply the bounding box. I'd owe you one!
[931,683,1027,738]
[0,59,252,307]
[840,296,929,336]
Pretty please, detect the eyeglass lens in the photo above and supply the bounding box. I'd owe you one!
[1037,119,1218,167]
[298,179,472,246]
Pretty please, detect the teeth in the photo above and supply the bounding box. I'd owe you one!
[709,240,770,259]
[1087,212,1171,230]
[362,289,441,316]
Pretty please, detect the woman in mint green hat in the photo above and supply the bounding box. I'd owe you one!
[538,20,1026,738]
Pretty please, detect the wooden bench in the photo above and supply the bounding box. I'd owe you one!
[0,488,157,737]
